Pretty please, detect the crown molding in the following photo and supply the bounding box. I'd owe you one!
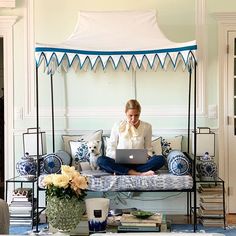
[213,12,236,22]
[0,0,15,8]
[0,16,17,26]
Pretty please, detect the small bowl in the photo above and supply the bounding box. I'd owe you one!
[131,210,154,219]
[21,175,35,181]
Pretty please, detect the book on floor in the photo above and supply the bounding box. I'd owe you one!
[118,225,161,232]
[120,213,162,227]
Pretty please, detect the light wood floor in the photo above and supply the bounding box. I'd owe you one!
[226,214,236,225]
[167,214,236,225]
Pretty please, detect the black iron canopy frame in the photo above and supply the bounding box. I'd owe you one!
[34,60,198,232]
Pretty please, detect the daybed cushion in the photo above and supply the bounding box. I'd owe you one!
[38,173,193,192]
[86,173,193,191]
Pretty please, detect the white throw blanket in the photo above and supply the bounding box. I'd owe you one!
[0,199,9,234]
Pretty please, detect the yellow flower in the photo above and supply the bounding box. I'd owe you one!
[42,174,54,186]
[45,165,87,199]
[61,165,77,180]
[52,174,70,188]
[71,175,88,193]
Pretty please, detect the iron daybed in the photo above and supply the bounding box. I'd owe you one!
[34,10,198,232]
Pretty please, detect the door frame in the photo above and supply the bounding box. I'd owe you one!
[214,13,236,213]
[0,16,17,185]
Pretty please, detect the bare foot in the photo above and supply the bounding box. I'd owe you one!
[127,169,141,175]
[128,169,155,176]
[140,170,155,176]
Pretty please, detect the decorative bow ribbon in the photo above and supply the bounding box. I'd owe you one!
[119,120,139,139]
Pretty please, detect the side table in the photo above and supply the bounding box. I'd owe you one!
[5,176,42,229]
[195,177,226,229]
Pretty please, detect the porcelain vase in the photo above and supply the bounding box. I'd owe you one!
[197,159,218,181]
[16,153,37,176]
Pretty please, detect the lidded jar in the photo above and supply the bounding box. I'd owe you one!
[16,152,37,176]
[197,152,218,180]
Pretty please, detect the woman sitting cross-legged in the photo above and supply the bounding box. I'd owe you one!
[97,99,165,176]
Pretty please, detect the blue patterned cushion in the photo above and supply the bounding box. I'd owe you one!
[62,130,103,155]
[41,153,63,174]
[39,173,193,191]
[167,150,191,176]
[70,140,103,171]
[161,135,183,157]
[70,141,90,170]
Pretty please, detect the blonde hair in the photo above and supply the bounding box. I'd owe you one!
[125,99,141,113]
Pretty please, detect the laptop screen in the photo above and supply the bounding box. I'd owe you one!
[115,149,148,164]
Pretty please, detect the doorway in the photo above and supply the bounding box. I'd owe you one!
[227,31,236,213]
[0,37,4,199]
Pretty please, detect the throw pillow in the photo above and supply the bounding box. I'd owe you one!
[102,135,110,156]
[62,130,103,155]
[167,150,191,176]
[152,137,162,155]
[162,135,183,157]
[70,139,102,171]
[41,153,63,174]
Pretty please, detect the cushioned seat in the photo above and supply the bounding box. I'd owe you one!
[87,173,193,192]
[39,172,193,192]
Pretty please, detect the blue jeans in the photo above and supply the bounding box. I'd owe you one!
[97,155,165,175]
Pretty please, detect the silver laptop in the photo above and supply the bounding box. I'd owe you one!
[115,149,148,164]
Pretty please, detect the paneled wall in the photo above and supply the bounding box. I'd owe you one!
[1,0,229,213]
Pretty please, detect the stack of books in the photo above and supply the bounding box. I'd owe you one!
[198,184,224,227]
[118,213,164,232]
[9,187,35,226]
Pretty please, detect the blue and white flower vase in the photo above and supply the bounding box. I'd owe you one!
[16,152,37,176]
[197,152,218,181]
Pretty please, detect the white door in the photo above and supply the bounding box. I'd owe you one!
[227,31,236,213]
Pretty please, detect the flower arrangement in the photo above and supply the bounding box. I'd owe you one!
[43,165,88,201]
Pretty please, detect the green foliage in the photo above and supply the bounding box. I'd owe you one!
[46,184,87,201]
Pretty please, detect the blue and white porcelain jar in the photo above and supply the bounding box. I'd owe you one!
[16,153,37,176]
[197,152,218,181]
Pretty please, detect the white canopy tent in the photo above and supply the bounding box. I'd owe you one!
[35,10,197,73]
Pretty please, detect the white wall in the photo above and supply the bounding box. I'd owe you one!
[1,0,232,213]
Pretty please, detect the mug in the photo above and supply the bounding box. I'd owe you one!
[85,198,110,233]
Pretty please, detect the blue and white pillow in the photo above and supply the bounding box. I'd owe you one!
[161,135,183,157]
[62,130,103,155]
[41,153,63,174]
[70,141,90,170]
[70,139,102,171]
[167,150,191,176]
